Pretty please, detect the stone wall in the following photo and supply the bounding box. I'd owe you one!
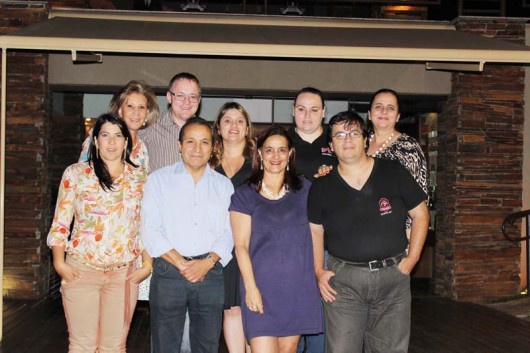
[1,0,85,299]
[1,2,50,298]
[435,18,525,302]
[47,93,84,295]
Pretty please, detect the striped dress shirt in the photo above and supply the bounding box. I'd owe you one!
[138,110,181,173]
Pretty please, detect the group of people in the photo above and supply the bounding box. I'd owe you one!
[47,71,429,353]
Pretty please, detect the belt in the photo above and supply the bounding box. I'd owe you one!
[67,252,130,273]
[182,253,209,261]
[337,252,406,272]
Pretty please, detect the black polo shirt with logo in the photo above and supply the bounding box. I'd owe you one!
[288,126,337,182]
[308,158,426,262]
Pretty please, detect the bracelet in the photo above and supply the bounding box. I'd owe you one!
[205,254,217,266]
[142,261,153,272]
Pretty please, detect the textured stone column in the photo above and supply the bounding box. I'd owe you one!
[1,2,51,299]
[435,17,525,302]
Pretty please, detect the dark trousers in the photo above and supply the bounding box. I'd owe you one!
[149,257,224,353]
[324,256,411,353]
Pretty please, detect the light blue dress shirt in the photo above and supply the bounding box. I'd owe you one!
[141,161,234,266]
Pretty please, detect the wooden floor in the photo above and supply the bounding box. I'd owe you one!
[2,293,530,352]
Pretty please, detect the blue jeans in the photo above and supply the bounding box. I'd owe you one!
[149,258,225,353]
[324,256,411,353]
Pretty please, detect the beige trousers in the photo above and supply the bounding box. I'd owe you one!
[61,256,139,353]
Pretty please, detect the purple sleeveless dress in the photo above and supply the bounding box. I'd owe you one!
[229,179,323,339]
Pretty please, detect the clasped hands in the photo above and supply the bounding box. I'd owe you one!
[176,258,214,283]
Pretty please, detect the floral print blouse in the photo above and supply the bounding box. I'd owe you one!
[79,133,150,173]
[47,162,147,266]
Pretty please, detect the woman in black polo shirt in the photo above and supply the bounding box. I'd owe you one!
[288,87,335,353]
[288,87,336,183]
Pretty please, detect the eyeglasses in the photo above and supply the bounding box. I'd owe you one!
[168,92,201,103]
[332,131,363,140]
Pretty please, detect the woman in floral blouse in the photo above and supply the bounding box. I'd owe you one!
[79,80,159,171]
[48,114,152,352]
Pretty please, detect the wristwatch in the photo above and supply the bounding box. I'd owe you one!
[205,254,217,266]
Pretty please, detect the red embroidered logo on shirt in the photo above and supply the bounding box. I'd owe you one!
[321,147,333,156]
[379,198,392,216]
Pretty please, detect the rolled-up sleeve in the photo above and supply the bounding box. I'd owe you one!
[211,182,234,267]
[47,166,77,248]
[141,173,174,257]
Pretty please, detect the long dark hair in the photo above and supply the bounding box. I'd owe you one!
[88,114,137,191]
[248,126,302,192]
[211,102,256,168]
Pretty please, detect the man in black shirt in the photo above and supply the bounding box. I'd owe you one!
[308,111,429,353]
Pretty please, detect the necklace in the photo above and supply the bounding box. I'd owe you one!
[222,155,244,178]
[261,182,287,200]
[368,132,395,157]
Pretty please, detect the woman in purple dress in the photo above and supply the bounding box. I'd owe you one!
[230,126,322,353]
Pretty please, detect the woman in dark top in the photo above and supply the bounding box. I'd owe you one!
[211,101,255,353]
[289,87,334,353]
[288,87,336,182]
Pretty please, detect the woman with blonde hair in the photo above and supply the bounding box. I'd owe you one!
[80,80,159,171]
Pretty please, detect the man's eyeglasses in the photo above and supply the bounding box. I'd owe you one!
[332,131,363,140]
[168,92,201,103]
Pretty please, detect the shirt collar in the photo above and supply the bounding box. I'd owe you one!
[173,161,213,179]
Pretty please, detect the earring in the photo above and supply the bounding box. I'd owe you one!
[142,120,146,127]
[287,164,290,171]
[260,160,263,170]
[96,147,99,159]
[123,138,128,162]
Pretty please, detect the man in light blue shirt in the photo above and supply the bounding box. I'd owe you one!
[142,118,234,353]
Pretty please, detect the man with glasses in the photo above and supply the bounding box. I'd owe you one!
[139,72,202,172]
[307,111,429,353]
[139,73,201,353]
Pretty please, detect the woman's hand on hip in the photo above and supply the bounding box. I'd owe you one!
[54,261,81,283]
